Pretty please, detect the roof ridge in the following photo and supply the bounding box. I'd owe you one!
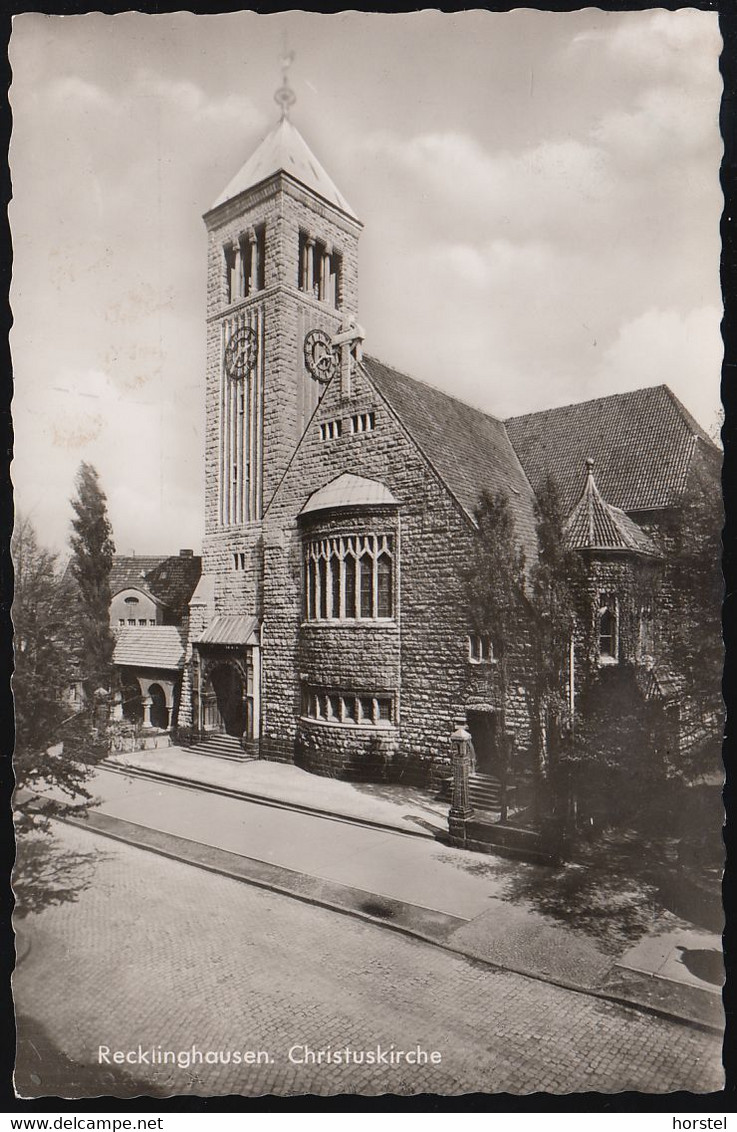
[505,383,673,425]
[362,353,506,428]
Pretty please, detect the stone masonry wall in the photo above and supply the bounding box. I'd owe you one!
[261,360,537,784]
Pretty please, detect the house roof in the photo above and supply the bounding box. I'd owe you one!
[113,627,186,670]
[300,473,398,516]
[362,355,539,564]
[209,117,359,220]
[563,461,659,556]
[506,385,716,514]
[110,553,202,621]
[197,614,260,647]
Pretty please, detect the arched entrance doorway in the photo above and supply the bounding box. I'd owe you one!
[203,663,248,738]
[148,683,168,730]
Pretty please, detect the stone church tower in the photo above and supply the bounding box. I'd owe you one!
[180,72,363,751]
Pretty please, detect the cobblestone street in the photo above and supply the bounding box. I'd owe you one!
[14,822,723,1098]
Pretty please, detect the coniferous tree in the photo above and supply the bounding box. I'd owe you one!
[69,462,116,701]
[13,514,107,915]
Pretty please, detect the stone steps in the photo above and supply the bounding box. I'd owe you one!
[438,773,511,813]
[190,734,257,762]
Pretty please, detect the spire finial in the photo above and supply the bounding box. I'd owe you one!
[585,457,595,479]
[274,44,296,121]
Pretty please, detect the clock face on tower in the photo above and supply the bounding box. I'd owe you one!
[303,328,338,384]
[224,327,258,381]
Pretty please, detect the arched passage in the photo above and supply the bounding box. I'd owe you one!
[148,683,168,730]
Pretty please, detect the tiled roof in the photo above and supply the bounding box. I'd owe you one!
[300,473,398,516]
[209,117,358,220]
[110,554,202,621]
[506,385,715,514]
[197,615,259,647]
[564,462,659,556]
[113,627,185,670]
[362,356,539,564]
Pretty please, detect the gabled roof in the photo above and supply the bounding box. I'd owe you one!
[110,553,202,621]
[209,117,358,220]
[113,627,185,670]
[361,356,539,563]
[300,473,398,516]
[506,385,716,514]
[563,461,659,556]
[197,615,259,647]
[112,583,162,606]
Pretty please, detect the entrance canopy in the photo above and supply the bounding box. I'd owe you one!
[197,614,259,647]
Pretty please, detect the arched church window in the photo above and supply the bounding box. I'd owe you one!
[359,550,373,618]
[377,553,392,619]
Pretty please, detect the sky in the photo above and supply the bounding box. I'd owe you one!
[9,9,723,556]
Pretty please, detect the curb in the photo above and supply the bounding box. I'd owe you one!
[61,807,723,1039]
[101,758,444,842]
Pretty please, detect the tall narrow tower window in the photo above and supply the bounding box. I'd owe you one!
[298,231,342,309]
[224,224,266,305]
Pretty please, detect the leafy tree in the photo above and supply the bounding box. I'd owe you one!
[69,462,116,701]
[465,490,526,816]
[658,460,723,779]
[527,475,591,819]
[12,515,107,915]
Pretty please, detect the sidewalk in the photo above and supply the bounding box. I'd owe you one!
[106,746,448,836]
[80,749,725,1031]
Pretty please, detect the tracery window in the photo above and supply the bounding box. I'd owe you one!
[305,534,394,621]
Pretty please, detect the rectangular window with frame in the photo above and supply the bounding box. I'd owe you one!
[302,684,395,728]
[468,633,494,664]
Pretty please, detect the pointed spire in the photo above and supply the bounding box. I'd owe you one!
[274,46,296,121]
[563,460,659,556]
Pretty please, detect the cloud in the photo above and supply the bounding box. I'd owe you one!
[571,9,721,91]
[593,306,722,429]
[133,70,266,130]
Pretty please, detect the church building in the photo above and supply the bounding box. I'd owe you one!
[152,80,720,796]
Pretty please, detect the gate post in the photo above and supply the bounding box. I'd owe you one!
[449,717,474,843]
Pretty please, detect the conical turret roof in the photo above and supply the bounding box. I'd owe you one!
[563,460,659,556]
[209,116,358,220]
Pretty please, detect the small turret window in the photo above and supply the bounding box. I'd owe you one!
[598,593,619,663]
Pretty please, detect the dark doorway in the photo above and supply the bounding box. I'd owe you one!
[466,710,498,775]
[148,683,168,730]
[205,664,247,738]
